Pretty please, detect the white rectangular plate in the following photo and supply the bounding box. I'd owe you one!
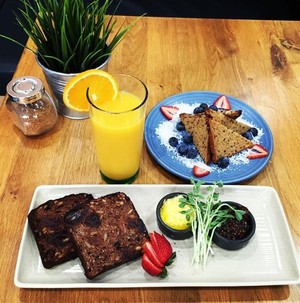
[14,184,300,288]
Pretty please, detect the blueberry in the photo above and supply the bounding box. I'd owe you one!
[168,136,179,147]
[193,106,205,114]
[186,147,198,159]
[209,104,218,111]
[217,157,230,169]
[200,103,208,110]
[248,127,258,137]
[178,144,188,156]
[176,121,185,131]
[181,130,189,139]
[182,132,193,144]
[243,131,253,140]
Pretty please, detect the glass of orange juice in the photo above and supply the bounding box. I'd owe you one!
[88,74,148,184]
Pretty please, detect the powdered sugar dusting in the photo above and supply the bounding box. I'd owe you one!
[155,102,264,173]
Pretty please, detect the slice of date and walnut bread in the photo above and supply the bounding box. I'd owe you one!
[64,192,150,280]
[28,193,94,268]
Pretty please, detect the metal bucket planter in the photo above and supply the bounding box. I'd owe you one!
[37,56,110,119]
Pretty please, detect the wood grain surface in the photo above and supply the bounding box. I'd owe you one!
[0,16,300,303]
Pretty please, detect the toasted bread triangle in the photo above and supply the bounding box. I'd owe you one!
[205,109,250,134]
[179,113,210,164]
[221,109,242,119]
[208,119,254,163]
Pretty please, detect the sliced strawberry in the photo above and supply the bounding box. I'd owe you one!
[213,95,231,110]
[247,144,269,159]
[193,165,210,178]
[149,231,173,264]
[141,254,163,276]
[141,231,176,278]
[160,105,179,120]
[142,241,164,268]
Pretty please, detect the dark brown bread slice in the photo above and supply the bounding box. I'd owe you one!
[64,192,150,280]
[205,108,250,134]
[208,119,254,163]
[179,113,210,164]
[28,193,94,268]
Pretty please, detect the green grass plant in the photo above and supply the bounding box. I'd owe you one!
[1,0,139,73]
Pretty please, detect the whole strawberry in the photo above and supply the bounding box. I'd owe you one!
[141,231,176,278]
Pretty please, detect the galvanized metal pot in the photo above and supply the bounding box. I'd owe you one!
[36,56,110,119]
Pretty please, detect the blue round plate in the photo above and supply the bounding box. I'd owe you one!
[144,91,273,184]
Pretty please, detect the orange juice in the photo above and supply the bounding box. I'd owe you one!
[90,89,146,182]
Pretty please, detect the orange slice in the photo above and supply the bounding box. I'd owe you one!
[63,69,119,112]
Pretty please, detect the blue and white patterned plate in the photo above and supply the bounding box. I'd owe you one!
[144,91,273,184]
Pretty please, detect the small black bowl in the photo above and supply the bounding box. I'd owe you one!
[212,201,256,250]
[156,192,193,240]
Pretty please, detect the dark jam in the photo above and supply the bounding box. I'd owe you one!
[215,205,251,240]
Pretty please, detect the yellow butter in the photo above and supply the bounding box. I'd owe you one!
[160,195,194,230]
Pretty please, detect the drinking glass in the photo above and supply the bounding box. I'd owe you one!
[88,74,148,184]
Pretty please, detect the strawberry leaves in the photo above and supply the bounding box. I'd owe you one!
[165,252,176,266]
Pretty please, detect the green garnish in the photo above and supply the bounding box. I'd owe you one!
[179,179,245,269]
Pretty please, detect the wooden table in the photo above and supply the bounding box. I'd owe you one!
[1,16,300,303]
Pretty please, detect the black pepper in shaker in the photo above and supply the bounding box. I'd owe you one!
[6,76,58,136]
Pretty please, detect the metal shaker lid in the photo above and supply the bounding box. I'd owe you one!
[6,76,44,104]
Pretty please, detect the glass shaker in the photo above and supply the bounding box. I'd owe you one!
[6,76,58,136]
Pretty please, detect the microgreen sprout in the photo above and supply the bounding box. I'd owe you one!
[179,179,245,269]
